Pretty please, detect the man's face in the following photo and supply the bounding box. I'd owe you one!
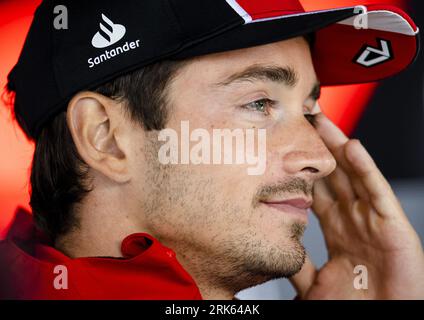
[134,37,336,291]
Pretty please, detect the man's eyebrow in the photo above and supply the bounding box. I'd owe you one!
[213,65,298,88]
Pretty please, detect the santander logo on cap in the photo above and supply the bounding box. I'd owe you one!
[91,14,126,48]
[87,14,141,69]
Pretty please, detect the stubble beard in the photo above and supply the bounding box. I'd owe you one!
[141,132,308,294]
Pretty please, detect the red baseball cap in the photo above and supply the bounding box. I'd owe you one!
[7,0,419,138]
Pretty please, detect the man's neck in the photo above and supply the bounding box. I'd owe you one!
[55,219,141,258]
[196,284,237,300]
[54,188,144,258]
[53,190,238,300]
[164,243,238,300]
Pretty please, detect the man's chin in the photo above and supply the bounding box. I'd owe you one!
[243,233,306,279]
[270,223,306,275]
[233,241,306,293]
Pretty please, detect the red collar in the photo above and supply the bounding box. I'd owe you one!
[0,208,202,300]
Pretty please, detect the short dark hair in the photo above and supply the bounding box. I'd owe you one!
[6,59,189,241]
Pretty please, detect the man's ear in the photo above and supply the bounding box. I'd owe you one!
[66,91,131,183]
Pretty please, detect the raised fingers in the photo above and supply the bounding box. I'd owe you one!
[344,139,403,217]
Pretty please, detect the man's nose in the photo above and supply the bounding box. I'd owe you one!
[280,121,336,181]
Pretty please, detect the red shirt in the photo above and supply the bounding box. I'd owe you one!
[0,208,203,299]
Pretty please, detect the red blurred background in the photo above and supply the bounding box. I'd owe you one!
[0,0,409,238]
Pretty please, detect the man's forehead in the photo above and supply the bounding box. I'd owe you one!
[196,38,314,80]
[174,36,319,99]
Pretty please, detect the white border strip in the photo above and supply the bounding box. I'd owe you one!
[225,0,252,23]
[225,1,419,37]
[225,0,357,25]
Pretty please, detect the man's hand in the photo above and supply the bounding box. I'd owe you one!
[289,113,424,299]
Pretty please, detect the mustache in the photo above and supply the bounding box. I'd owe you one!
[253,177,313,207]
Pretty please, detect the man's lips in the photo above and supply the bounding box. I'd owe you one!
[260,198,313,219]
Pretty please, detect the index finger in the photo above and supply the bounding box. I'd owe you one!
[314,112,370,199]
[314,113,351,171]
[316,113,402,217]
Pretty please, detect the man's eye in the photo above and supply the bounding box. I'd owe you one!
[304,114,317,126]
[242,98,275,115]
